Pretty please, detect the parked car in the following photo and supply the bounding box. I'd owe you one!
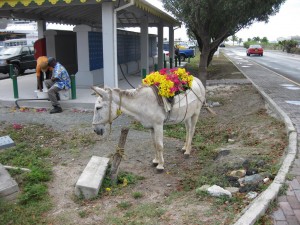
[0,45,36,76]
[163,43,195,62]
[219,43,225,47]
[247,44,263,56]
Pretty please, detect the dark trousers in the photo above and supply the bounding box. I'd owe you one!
[37,70,52,90]
[44,79,61,108]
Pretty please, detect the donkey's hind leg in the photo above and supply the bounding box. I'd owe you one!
[183,113,199,157]
[182,118,191,152]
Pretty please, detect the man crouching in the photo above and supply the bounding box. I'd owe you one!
[44,57,71,114]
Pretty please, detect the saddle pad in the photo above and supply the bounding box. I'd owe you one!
[162,89,199,112]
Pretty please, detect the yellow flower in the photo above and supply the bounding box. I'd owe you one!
[105,187,111,192]
[142,68,194,98]
[122,178,128,187]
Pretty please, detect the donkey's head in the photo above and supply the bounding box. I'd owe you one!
[92,87,119,136]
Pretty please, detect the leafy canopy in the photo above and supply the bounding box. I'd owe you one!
[163,0,286,84]
[163,0,285,45]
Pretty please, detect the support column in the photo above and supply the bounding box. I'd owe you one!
[157,23,164,70]
[37,20,46,39]
[169,26,175,60]
[73,25,94,87]
[44,30,57,58]
[140,15,149,75]
[102,2,118,88]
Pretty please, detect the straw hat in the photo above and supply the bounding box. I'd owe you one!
[40,61,48,72]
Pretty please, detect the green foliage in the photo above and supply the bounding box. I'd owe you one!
[132,191,143,199]
[19,184,48,204]
[163,0,286,81]
[243,41,259,49]
[117,171,145,185]
[117,201,132,209]
[278,40,298,53]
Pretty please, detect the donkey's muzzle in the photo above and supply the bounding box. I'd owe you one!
[94,128,104,135]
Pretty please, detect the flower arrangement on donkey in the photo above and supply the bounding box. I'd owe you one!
[142,68,194,98]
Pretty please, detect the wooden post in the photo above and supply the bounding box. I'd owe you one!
[110,128,129,183]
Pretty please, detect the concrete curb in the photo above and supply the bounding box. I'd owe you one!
[225,55,298,225]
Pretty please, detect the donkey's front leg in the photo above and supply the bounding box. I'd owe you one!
[150,128,159,166]
[152,125,164,171]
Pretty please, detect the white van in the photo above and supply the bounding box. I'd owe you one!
[3,39,28,47]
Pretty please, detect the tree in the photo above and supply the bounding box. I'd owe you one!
[163,0,286,86]
[261,37,269,43]
[238,38,243,46]
[231,35,238,46]
[252,36,261,42]
[278,40,298,53]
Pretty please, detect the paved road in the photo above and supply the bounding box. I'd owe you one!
[224,47,300,85]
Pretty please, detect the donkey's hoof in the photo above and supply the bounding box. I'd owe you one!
[156,165,164,172]
[152,162,158,167]
[156,168,164,173]
[184,154,190,159]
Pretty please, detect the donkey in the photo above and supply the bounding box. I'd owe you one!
[92,77,206,171]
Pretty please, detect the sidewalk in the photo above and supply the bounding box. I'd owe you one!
[224,51,300,225]
[0,72,145,110]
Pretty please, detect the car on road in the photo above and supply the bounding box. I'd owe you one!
[219,43,225,47]
[247,44,263,56]
[0,45,36,76]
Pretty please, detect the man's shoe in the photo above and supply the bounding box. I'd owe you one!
[50,107,62,114]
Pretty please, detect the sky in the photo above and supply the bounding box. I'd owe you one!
[236,0,300,42]
[147,0,300,42]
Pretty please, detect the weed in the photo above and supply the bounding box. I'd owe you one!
[286,173,294,181]
[19,183,48,204]
[117,201,132,209]
[132,191,143,199]
[278,183,289,196]
[78,210,89,218]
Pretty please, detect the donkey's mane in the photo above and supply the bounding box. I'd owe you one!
[113,85,146,98]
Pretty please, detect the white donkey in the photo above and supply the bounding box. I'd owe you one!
[92,77,206,171]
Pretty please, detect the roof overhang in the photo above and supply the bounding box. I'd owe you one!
[0,0,180,28]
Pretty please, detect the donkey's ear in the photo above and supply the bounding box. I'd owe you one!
[91,86,109,99]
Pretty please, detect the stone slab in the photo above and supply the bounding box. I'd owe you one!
[0,164,19,200]
[0,136,15,150]
[75,156,110,199]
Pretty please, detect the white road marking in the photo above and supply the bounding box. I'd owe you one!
[286,101,300,105]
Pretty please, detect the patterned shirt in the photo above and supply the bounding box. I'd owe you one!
[53,62,71,90]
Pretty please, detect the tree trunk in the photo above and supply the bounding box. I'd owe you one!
[110,128,129,183]
[198,50,210,88]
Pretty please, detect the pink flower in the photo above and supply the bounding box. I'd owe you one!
[159,68,167,75]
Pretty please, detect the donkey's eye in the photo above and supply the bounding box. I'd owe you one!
[96,106,102,110]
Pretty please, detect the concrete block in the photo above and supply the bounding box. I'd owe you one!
[75,156,110,199]
[0,135,15,150]
[0,164,19,200]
